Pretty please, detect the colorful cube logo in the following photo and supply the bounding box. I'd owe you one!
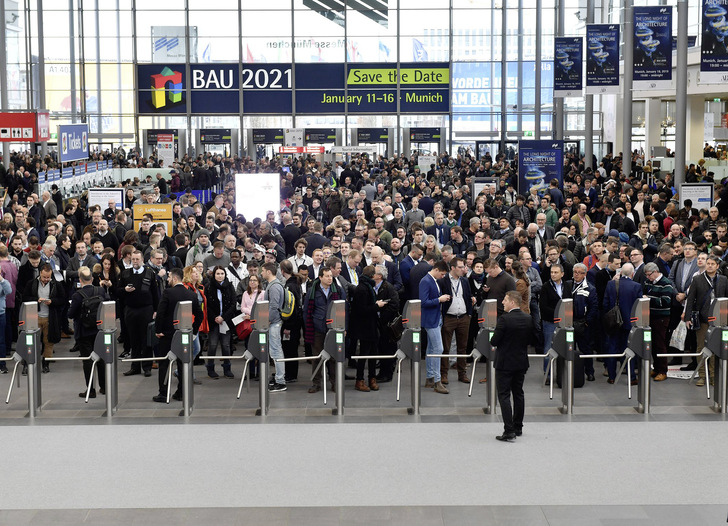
[151,66,183,109]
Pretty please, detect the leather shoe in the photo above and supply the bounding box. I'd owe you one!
[172,392,182,401]
[152,395,167,403]
[308,384,321,393]
[495,433,516,442]
[514,430,523,437]
[143,371,152,377]
[79,390,96,398]
[630,379,639,386]
[458,375,471,383]
[681,362,697,371]
[424,377,435,388]
[369,378,379,391]
[441,375,449,385]
[123,369,140,376]
[375,375,392,383]
[650,370,658,378]
[586,374,595,382]
[355,379,370,392]
[653,373,667,382]
[434,381,449,394]
[607,378,615,384]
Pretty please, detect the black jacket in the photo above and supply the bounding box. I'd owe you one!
[685,272,728,324]
[205,278,238,329]
[539,279,573,323]
[22,277,65,344]
[490,308,534,371]
[350,275,379,342]
[155,283,203,336]
[68,285,110,339]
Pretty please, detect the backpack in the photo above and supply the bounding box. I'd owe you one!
[280,284,296,319]
[78,287,104,329]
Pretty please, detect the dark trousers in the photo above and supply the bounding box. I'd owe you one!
[78,334,106,390]
[282,325,300,381]
[377,334,398,379]
[440,314,470,378]
[574,319,594,376]
[496,368,526,435]
[312,331,335,387]
[651,316,670,375]
[606,328,636,380]
[156,334,180,396]
[125,305,154,373]
[355,339,378,381]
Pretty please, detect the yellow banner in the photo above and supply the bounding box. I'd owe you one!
[133,204,174,236]
[346,67,449,86]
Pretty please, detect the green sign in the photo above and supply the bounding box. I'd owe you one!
[413,333,420,343]
[566,331,573,343]
[524,131,534,137]
[104,334,111,345]
[182,334,189,345]
[259,333,267,344]
[336,333,343,344]
[723,330,728,342]
[644,331,652,342]
[714,98,721,102]
[50,132,57,139]
[26,334,32,345]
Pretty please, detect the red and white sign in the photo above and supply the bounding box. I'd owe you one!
[278,146,325,154]
[36,112,50,141]
[0,111,50,142]
[157,133,176,167]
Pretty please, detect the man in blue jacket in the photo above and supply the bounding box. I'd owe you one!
[419,259,451,394]
[603,262,643,384]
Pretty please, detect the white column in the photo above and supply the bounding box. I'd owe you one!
[644,98,662,159]
[686,95,706,163]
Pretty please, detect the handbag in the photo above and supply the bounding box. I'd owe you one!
[603,279,623,335]
[386,314,404,342]
[236,319,253,340]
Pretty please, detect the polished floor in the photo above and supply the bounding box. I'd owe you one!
[1,337,726,524]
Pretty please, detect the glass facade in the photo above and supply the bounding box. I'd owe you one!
[0,0,707,155]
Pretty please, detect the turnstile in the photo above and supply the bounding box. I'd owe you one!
[701,298,728,413]
[237,301,270,416]
[474,300,498,414]
[90,301,119,416]
[626,298,651,413]
[170,301,195,416]
[551,299,575,414]
[316,300,346,415]
[396,300,422,415]
[5,302,42,417]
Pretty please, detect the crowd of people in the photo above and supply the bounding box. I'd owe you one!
[0,145,727,403]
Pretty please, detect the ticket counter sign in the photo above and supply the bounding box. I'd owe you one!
[133,204,174,235]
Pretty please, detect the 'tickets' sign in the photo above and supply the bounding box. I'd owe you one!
[58,123,89,163]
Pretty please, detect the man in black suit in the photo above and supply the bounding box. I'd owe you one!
[490,290,533,442]
[153,268,203,403]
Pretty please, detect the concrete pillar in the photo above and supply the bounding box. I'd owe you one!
[686,95,706,163]
[644,98,662,159]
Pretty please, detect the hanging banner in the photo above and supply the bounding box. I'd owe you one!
[633,6,673,90]
[700,0,728,84]
[586,24,620,94]
[58,123,89,163]
[553,37,583,98]
[518,140,563,195]
[157,133,175,168]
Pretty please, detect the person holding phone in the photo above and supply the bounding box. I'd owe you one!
[419,259,452,394]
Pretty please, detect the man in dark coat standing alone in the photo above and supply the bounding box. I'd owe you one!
[490,290,534,442]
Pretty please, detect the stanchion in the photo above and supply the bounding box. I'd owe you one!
[472,300,497,413]
[397,301,421,415]
[239,301,270,416]
[626,298,652,413]
[90,301,119,417]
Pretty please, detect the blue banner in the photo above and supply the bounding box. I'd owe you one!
[518,140,563,195]
[554,37,583,97]
[634,6,673,86]
[701,0,728,83]
[58,124,89,163]
[586,24,620,94]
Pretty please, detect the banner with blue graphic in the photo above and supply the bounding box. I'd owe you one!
[554,37,583,97]
[58,124,89,163]
[700,0,728,84]
[586,24,620,94]
[518,140,563,196]
[633,6,673,89]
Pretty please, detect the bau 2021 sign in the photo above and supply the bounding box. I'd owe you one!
[137,62,450,115]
